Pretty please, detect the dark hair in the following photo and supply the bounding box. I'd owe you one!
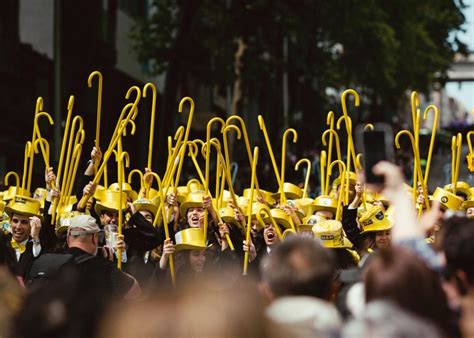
[261,236,335,299]
[442,216,474,285]
[364,246,460,337]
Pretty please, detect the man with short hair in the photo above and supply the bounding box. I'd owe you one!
[5,196,44,279]
[261,236,341,336]
[66,214,141,299]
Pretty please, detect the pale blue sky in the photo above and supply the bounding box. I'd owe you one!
[446,0,474,113]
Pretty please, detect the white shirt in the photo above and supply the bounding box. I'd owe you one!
[14,239,41,261]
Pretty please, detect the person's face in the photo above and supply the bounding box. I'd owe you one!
[139,210,154,223]
[375,230,391,248]
[466,207,474,219]
[189,250,206,273]
[10,213,31,242]
[187,207,204,228]
[100,210,118,225]
[315,210,333,220]
[263,223,280,247]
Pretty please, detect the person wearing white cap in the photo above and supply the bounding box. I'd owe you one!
[66,215,141,299]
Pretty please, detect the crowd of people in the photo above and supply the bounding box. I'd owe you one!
[1,87,474,337]
[1,148,473,337]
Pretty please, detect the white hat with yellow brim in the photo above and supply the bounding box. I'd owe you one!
[174,228,211,252]
[359,205,392,234]
[5,195,43,221]
[94,190,128,215]
[133,198,158,216]
[270,208,293,229]
[312,195,338,214]
[179,190,206,218]
[3,186,31,201]
[312,220,353,249]
[444,182,471,199]
[108,182,138,202]
[430,187,464,211]
[272,182,303,200]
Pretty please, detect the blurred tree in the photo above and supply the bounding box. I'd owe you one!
[131,0,466,160]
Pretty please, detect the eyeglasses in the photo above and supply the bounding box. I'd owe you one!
[11,218,30,226]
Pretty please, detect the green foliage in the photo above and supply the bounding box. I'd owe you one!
[130,0,466,121]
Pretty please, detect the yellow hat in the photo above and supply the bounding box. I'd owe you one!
[5,195,43,221]
[174,228,210,252]
[293,198,315,217]
[272,183,303,200]
[332,171,357,188]
[467,153,474,172]
[359,205,392,234]
[33,188,48,209]
[133,198,158,216]
[243,189,276,206]
[270,208,293,229]
[187,179,204,193]
[3,186,31,201]
[286,199,306,219]
[218,190,234,209]
[444,182,471,199]
[175,186,189,204]
[431,187,464,211]
[179,191,205,218]
[218,207,241,228]
[312,195,338,214]
[93,185,106,201]
[303,214,329,226]
[108,182,138,202]
[94,190,128,215]
[57,196,78,215]
[313,220,353,249]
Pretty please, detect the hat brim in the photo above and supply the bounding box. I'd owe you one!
[4,207,43,222]
[360,223,392,234]
[174,243,212,252]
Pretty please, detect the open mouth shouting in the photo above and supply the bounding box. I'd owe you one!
[264,225,279,246]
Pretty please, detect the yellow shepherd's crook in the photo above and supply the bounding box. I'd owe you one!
[295,159,311,198]
[280,128,298,203]
[88,71,103,174]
